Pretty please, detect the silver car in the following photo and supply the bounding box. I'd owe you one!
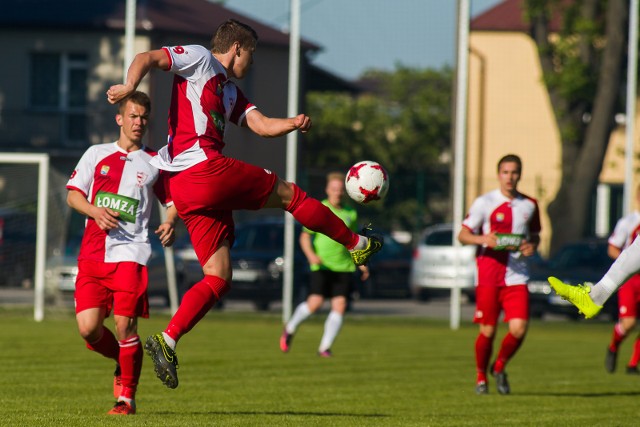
[409,223,476,301]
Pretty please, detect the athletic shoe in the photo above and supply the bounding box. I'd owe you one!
[107,400,136,415]
[280,329,294,353]
[144,333,179,389]
[626,366,640,375]
[475,381,488,395]
[113,365,122,399]
[350,227,383,266]
[605,348,617,373]
[318,349,333,358]
[491,363,510,395]
[547,276,603,319]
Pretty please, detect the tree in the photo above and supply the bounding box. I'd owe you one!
[526,0,629,254]
[302,66,453,231]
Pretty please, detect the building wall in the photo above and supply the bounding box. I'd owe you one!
[467,31,640,256]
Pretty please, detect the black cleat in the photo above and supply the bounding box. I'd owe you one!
[626,365,639,375]
[605,348,617,373]
[350,225,384,266]
[491,363,510,395]
[145,333,179,389]
[475,381,488,395]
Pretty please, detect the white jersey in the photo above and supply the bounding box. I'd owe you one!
[608,211,640,250]
[462,189,541,286]
[67,142,172,265]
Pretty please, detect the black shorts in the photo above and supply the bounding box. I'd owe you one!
[308,270,353,298]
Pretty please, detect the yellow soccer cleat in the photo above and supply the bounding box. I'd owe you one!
[547,276,603,319]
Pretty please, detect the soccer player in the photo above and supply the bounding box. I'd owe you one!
[280,172,369,357]
[67,91,178,414]
[604,185,640,374]
[458,154,541,395]
[106,19,383,389]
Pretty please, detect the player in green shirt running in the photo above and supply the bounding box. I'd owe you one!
[280,172,369,357]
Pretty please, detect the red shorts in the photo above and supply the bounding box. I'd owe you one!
[170,156,277,266]
[474,284,529,325]
[74,260,149,318]
[618,274,640,318]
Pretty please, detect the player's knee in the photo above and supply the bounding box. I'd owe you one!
[284,182,307,212]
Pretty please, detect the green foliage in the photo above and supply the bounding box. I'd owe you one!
[3,308,640,426]
[303,66,453,231]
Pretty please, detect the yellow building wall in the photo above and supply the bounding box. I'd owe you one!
[467,31,640,256]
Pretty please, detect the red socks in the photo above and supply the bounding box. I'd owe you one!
[475,333,492,382]
[609,323,627,352]
[493,332,524,373]
[165,275,230,341]
[85,326,119,360]
[285,184,358,249]
[118,335,142,399]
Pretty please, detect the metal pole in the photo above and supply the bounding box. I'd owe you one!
[124,0,136,80]
[283,0,301,323]
[624,0,639,214]
[451,0,470,330]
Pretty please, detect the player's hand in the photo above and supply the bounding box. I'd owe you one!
[293,114,312,133]
[92,207,120,231]
[483,232,498,248]
[358,265,370,281]
[155,222,176,247]
[106,83,135,104]
[519,240,536,257]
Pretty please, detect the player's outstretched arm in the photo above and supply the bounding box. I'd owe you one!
[244,110,311,138]
[67,190,120,231]
[107,50,170,104]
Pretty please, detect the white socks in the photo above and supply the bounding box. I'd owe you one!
[350,235,368,251]
[162,332,176,350]
[590,241,640,305]
[319,311,343,352]
[286,302,312,334]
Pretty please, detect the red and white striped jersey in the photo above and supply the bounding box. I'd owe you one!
[150,44,257,172]
[66,142,172,265]
[462,189,541,286]
[608,211,640,250]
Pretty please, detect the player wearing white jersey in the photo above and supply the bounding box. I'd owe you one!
[67,91,178,415]
[605,186,640,374]
[459,154,541,395]
[106,19,383,390]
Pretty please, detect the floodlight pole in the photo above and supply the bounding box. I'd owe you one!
[451,0,470,331]
[283,0,301,323]
[624,0,639,214]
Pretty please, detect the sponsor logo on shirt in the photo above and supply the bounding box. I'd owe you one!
[120,156,132,162]
[100,165,110,176]
[496,212,504,222]
[210,110,225,133]
[94,191,139,223]
[69,170,77,179]
[494,233,524,251]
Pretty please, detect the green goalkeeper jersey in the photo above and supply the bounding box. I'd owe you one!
[303,199,358,273]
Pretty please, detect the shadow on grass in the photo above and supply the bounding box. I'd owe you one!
[152,410,389,418]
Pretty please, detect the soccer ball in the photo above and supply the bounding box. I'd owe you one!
[345,160,389,204]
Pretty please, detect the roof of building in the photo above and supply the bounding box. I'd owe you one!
[0,0,319,50]
[471,0,562,32]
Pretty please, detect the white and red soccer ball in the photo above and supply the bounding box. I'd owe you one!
[345,160,389,204]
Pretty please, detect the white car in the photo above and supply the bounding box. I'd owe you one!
[409,223,477,301]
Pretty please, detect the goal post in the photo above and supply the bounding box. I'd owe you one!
[0,153,49,321]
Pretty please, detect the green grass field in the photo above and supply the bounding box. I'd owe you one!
[3,306,639,426]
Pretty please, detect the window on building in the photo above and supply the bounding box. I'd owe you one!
[30,52,88,145]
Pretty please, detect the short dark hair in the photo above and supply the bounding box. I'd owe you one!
[497,154,522,173]
[210,19,258,53]
[118,91,151,114]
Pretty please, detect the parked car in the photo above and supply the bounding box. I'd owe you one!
[175,217,309,311]
[354,233,412,299]
[409,223,477,301]
[527,238,617,320]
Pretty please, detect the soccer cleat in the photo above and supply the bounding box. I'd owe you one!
[475,381,488,395]
[144,333,179,389]
[626,366,640,375]
[491,363,510,395]
[107,400,136,415]
[547,276,603,319]
[317,349,333,358]
[113,365,122,399]
[350,227,383,266]
[605,348,617,373]
[280,329,294,353]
